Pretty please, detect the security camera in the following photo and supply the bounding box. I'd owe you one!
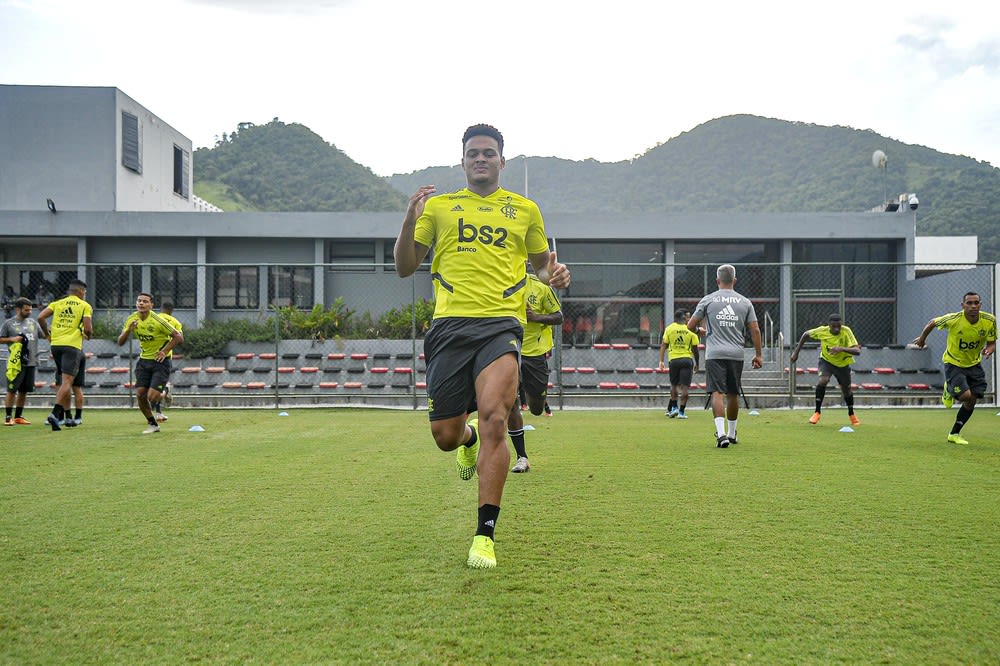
[908,194,919,210]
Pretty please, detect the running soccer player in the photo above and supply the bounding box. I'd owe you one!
[912,292,997,445]
[659,308,700,419]
[117,293,184,434]
[507,263,563,473]
[394,123,570,569]
[790,313,861,426]
[36,280,93,431]
[149,300,182,421]
[687,265,762,448]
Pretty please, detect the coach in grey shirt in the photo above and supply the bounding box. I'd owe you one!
[689,264,763,448]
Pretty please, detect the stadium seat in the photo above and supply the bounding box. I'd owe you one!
[635,367,654,374]
[860,382,885,390]
[327,353,346,361]
[281,353,300,360]
[277,367,295,374]
[350,353,369,360]
[370,367,389,374]
[319,382,339,389]
[598,382,618,389]
[393,367,412,374]
[246,382,267,389]
[593,343,611,350]
[873,368,896,374]
[344,381,363,389]
[259,353,277,360]
[300,366,319,374]
[205,367,225,374]
[561,367,576,373]
[86,366,107,374]
[611,343,630,350]
[907,383,931,390]
[181,367,200,374]
[619,382,639,389]
[222,382,243,389]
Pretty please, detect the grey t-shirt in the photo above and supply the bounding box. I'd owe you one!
[1,316,41,366]
[693,288,757,361]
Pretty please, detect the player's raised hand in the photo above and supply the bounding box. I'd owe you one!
[547,251,570,290]
[406,185,436,220]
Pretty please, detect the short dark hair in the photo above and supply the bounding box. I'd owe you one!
[138,292,154,302]
[462,124,504,155]
[14,297,32,308]
[674,309,687,321]
[964,292,980,302]
[828,313,843,322]
[161,300,174,312]
[68,279,87,293]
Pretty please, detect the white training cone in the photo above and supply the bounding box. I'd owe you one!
[523,424,536,431]
[188,425,205,432]
[839,426,854,433]
[748,410,760,416]
[278,411,289,416]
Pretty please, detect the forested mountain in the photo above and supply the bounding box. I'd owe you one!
[389,115,1000,261]
[194,115,1000,261]
[194,120,406,211]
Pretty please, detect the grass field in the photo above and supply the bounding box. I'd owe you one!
[1,406,998,664]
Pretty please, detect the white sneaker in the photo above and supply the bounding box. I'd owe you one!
[511,456,531,473]
[142,424,160,434]
[155,413,168,422]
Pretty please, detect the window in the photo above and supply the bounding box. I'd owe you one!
[173,145,190,199]
[122,112,141,174]
[329,240,375,272]
[152,265,197,308]
[213,266,259,309]
[267,266,314,308]
[95,266,141,308]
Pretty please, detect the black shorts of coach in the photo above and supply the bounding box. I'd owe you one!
[134,358,172,392]
[7,366,36,394]
[819,358,853,389]
[423,316,523,421]
[520,354,551,399]
[705,358,744,395]
[668,358,694,388]
[944,363,987,400]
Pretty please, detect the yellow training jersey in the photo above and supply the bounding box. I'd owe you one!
[47,294,93,349]
[122,313,178,360]
[662,322,699,361]
[159,313,183,358]
[414,187,549,323]
[522,275,561,357]
[807,324,859,367]
[934,311,998,367]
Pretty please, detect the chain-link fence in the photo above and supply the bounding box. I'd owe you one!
[1,260,995,409]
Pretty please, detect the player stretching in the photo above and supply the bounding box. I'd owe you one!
[117,293,183,434]
[790,313,861,426]
[395,124,570,568]
[912,292,996,445]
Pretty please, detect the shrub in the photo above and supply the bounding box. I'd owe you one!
[275,298,353,340]
[179,317,275,358]
[376,298,435,339]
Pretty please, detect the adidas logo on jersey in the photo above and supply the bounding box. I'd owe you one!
[715,304,741,326]
[451,204,464,212]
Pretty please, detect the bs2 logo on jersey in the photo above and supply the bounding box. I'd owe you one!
[457,218,508,249]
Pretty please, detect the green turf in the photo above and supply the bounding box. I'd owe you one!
[1,407,998,664]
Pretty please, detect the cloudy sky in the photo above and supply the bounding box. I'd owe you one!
[2,0,999,176]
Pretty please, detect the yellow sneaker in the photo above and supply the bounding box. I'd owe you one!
[809,412,821,424]
[947,433,969,445]
[467,535,496,569]
[456,418,479,481]
[942,384,954,408]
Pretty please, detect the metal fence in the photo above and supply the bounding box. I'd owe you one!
[1,260,995,409]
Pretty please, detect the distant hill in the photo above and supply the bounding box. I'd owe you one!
[388,115,1000,261]
[194,119,407,212]
[192,115,1000,261]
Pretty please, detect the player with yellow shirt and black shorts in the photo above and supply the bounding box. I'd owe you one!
[37,279,93,431]
[659,309,700,419]
[395,124,570,569]
[790,313,862,426]
[117,293,184,434]
[506,266,563,473]
[913,292,997,445]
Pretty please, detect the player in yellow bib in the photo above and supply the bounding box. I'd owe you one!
[117,293,184,434]
[395,124,570,569]
[149,300,182,422]
[913,291,997,445]
[659,309,701,418]
[506,267,563,473]
[790,313,862,426]
[37,279,93,431]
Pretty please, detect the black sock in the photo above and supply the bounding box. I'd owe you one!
[951,406,974,434]
[509,428,527,459]
[815,385,827,412]
[679,402,687,414]
[75,408,82,420]
[148,415,158,426]
[464,423,478,448]
[15,406,24,418]
[52,404,64,420]
[845,392,855,415]
[476,504,500,540]
[667,399,677,412]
